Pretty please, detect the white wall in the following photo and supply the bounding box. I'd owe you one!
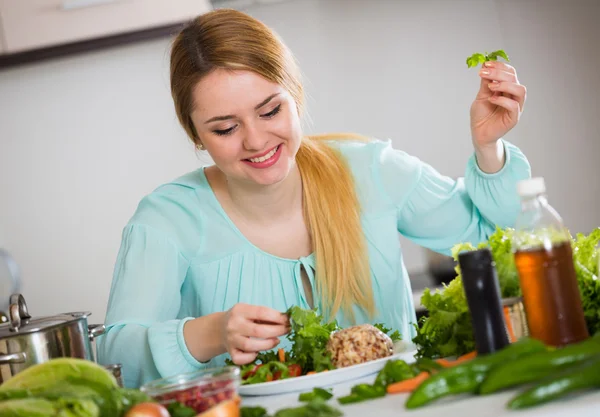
[0,0,598,320]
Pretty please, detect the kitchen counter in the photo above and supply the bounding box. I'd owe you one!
[241,372,600,417]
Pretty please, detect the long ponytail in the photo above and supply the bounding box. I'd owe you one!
[296,133,375,321]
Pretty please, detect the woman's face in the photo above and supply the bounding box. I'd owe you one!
[191,69,303,187]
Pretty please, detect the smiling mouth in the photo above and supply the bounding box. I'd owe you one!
[245,145,280,163]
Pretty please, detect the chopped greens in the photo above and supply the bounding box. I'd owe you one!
[241,407,270,417]
[286,306,339,373]
[373,323,402,342]
[374,359,418,388]
[298,388,333,402]
[337,383,386,405]
[273,399,343,417]
[231,306,402,385]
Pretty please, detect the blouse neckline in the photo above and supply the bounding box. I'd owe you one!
[198,167,316,266]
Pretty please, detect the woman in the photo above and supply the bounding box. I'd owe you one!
[97,9,530,388]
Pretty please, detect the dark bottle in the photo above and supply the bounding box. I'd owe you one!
[458,248,510,354]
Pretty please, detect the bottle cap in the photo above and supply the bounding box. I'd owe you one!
[458,247,494,272]
[517,177,546,197]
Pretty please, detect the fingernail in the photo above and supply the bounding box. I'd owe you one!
[488,83,497,89]
[484,61,494,67]
[480,69,490,75]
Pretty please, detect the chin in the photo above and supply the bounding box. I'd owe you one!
[248,163,292,186]
[239,145,296,187]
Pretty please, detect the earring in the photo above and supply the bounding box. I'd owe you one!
[196,143,205,151]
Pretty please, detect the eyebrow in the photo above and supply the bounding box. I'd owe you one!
[203,93,280,124]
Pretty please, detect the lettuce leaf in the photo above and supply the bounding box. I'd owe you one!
[413,227,518,358]
[412,276,475,359]
[0,397,99,417]
[572,228,600,335]
[413,226,600,359]
[286,306,339,372]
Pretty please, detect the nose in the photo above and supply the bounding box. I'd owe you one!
[242,122,268,151]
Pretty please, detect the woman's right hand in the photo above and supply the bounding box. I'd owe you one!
[221,303,290,365]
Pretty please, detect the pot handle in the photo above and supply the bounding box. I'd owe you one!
[0,352,26,365]
[88,324,105,341]
[8,294,31,331]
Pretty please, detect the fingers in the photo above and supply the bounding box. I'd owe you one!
[483,60,516,75]
[479,67,517,84]
[245,321,290,339]
[226,309,288,340]
[489,95,521,121]
[223,303,290,364]
[488,82,527,111]
[240,304,290,326]
[231,334,280,353]
[229,348,257,365]
[477,61,526,110]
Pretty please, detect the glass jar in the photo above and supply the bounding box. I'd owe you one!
[141,366,240,414]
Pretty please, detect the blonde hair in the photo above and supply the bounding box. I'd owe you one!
[169,9,375,321]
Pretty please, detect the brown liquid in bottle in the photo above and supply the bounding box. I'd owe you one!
[515,241,589,346]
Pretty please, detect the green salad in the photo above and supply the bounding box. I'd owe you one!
[227,306,402,385]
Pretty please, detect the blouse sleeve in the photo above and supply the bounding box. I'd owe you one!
[96,224,206,388]
[376,139,531,255]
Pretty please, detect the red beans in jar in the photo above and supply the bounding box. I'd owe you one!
[141,366,241,414]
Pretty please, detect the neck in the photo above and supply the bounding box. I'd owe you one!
[226,164,303,225]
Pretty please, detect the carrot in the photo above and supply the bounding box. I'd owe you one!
[386,372,430,394]
[435,358,454,367]
[306,371,316,375]
[457,351,477,361]
[278,348,285,362]
[436,351,477,368]
[504,306,517,342]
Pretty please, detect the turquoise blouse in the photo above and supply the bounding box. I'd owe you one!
[96,138,531,388]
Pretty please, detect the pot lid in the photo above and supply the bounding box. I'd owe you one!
[0,294,90,338]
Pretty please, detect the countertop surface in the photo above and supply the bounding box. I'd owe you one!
[241,372,600,417]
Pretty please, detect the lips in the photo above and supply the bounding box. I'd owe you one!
[245,145,280,163]
[242,144,282,169]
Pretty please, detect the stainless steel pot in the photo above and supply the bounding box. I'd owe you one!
[0,294,105,383]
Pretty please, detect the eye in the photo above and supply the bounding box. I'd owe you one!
[261,104,281,119]
[213,125,237,136]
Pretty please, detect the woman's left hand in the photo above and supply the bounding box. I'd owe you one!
[470,61,527,149]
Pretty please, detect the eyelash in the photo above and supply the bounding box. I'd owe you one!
[212,104,282,136]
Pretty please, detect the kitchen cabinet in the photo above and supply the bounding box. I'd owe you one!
[0,0,212,54]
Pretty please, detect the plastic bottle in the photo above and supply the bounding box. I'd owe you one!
[513,177,589,346]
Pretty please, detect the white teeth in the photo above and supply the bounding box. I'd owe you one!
[249,146,278,163]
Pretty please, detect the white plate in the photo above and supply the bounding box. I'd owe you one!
[238,347,418,397]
